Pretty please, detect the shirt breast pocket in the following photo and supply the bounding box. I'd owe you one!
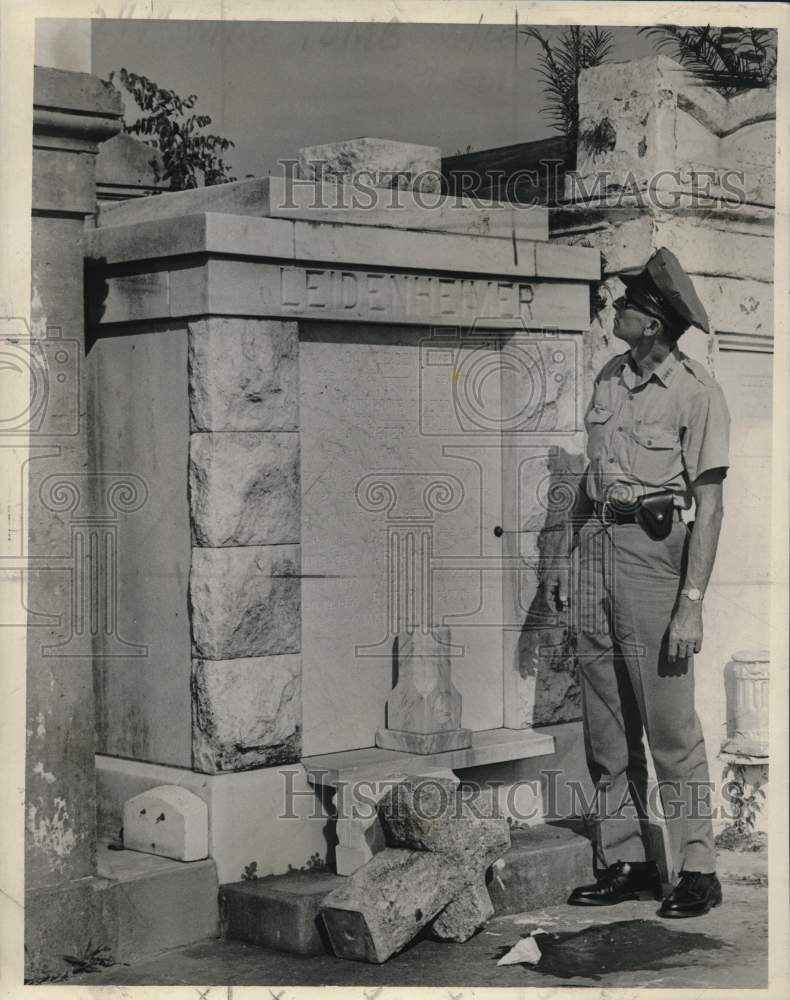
[627,423,682,487]
[585,404,613,461]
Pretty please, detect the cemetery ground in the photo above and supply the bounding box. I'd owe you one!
[69,847,768,990]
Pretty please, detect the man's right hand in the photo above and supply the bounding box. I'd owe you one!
[541,566,570,610]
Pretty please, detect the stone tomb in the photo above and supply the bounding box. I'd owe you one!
[84,172,598,876]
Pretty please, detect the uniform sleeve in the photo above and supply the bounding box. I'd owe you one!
[681,382,731,483]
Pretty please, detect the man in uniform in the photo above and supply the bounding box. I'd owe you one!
[543,247,730,918]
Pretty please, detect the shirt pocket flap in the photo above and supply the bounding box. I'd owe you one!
[586,405,613,425]
[630,425,676,449]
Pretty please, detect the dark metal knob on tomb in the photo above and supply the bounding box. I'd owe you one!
[493,525,504,537]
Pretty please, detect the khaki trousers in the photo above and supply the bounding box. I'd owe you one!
[575,517,716,875]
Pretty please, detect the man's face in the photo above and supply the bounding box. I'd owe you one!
[612,295,657,346]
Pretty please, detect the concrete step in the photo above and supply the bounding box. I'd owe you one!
[488,823,594,914]
[97,841,220,963]
[26,841,220,979]
[220,870,346,956]
[219,823,594,956]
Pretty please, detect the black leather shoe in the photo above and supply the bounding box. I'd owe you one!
[659,871,722,918]
[567,860,663,906]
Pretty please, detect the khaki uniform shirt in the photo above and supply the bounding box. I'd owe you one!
[584,347,731,507]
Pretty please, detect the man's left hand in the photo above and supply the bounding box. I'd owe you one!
[668,600,703,661]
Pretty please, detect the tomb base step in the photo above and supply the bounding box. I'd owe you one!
[486,823,594,915]
[96,840,220,963]
[218,823,594,957]
[220,871,347,956]
[25,841,219,979]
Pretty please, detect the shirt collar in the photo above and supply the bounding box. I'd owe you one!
[618,347,680,389]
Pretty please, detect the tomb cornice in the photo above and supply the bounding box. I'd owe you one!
[85,211,600,281]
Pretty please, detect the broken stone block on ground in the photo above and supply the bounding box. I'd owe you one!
[319,776,510,962]
[319,848,462,963]
[431,880,494,942]
[379,776,509,869]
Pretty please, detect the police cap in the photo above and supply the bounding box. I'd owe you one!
[619,247,710,335]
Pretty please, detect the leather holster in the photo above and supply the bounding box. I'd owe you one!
[636,493,676,540]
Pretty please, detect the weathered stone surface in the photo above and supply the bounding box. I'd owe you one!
[97,174,550,241]
[88,211,598,279]
[486,824,595,915]
[379,777,510,870]
[692,275,773,338]
[99,844,219,964]
[723,650,770,756]
[96,132,166,202]
[25,845,219,978]
[191,655,301,772]
[322,778,509,961]
[431,880,493,941]
[299,137,442,192]
[552,211,773,284]
[190,545,300,659]
[571,56,776,206]
[188,318,298,432]
[190,431,299,546]
[334,769,460,876]
[320,848,463,963]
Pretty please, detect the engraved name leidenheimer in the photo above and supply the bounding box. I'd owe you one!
[279,265,536,322]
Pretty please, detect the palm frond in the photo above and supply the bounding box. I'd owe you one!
[638,24,777,95]
[520,25,613,140]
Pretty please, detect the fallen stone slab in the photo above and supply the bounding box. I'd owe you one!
[431,880,494,942]
[379,776,510,871]
[320,848,466,963]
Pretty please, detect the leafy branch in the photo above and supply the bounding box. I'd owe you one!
[638,26,777,97]
[109,68,237,191]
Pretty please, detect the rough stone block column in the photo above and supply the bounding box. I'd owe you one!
[187,317,303,773]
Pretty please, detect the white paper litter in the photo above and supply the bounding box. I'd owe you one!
[497,935,542,966]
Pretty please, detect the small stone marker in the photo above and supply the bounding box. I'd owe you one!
[376,627,472,754]
[122,784,208,862]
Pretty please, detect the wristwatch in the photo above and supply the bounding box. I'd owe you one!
[680,587,704,602]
